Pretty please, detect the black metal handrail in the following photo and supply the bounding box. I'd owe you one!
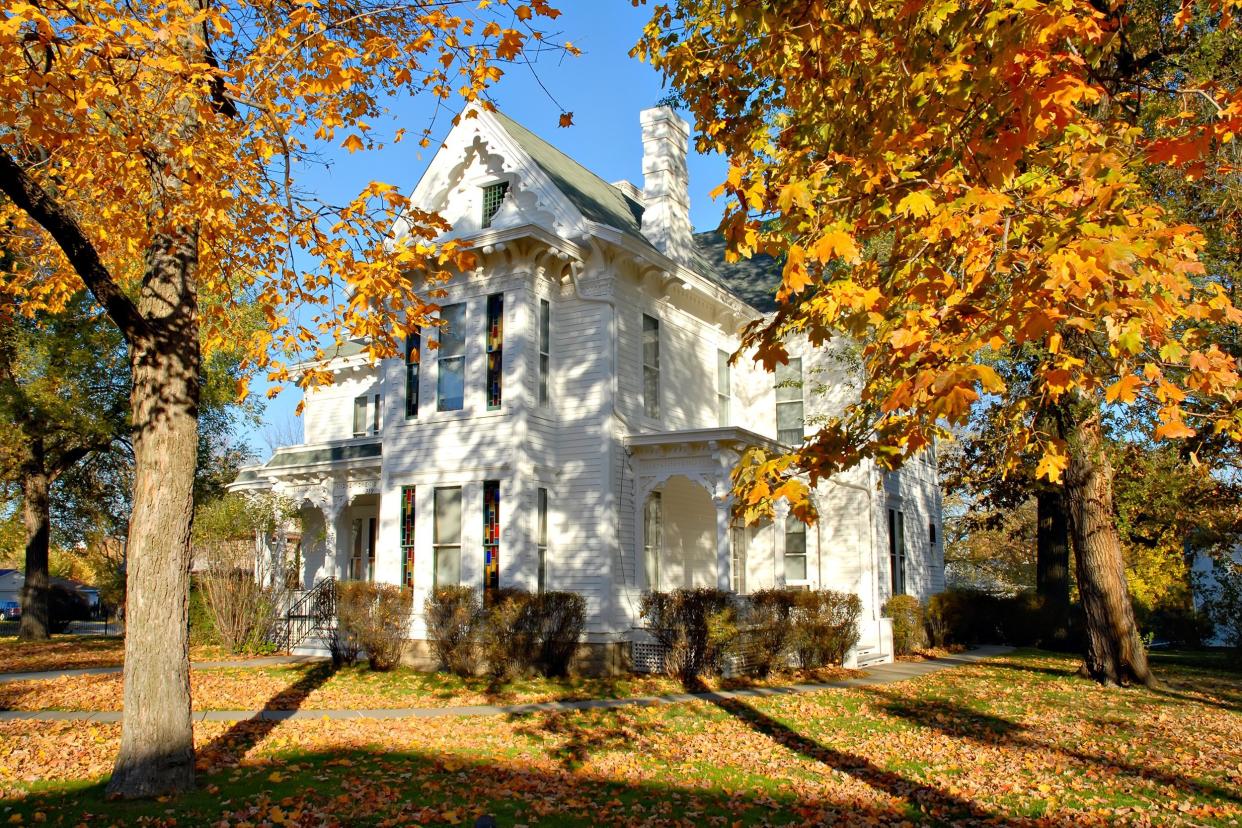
[270,576,337,653]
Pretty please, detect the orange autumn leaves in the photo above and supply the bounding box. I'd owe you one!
[638,0,1242,498]
[0,0,569,396]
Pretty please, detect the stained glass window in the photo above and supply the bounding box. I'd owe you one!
[483,480,500,599]
[405,329,420,418]
[486,294,503,410]
[401,486,415,589]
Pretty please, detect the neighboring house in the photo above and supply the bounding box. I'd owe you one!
[1192,545,1241,647]
[0,568,21,607]
[231,106,945,667]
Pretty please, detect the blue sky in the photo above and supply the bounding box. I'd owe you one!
[243,3,728,457]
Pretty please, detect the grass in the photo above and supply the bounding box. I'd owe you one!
[1,648,1239,826]
[0,659,857,712]
[0,633,282,675]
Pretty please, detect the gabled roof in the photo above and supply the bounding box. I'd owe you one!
[489,111,784,315]
[492,111,649,245]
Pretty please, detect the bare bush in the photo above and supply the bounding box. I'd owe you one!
[198,538,284,654]
[336,581,414,671]
[425,586,480,676]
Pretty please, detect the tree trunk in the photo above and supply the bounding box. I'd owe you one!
[106,228,201,798]
[18,452,51,641]
[1035,487,1071,649]
[1063,415,1154,687]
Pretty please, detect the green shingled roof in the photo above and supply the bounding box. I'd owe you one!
[264,441,382,470]
[492,111,782,315]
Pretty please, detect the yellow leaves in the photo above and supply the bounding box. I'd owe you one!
[777,180,813,213]
[780,244,814,297]
[1105,374,1143,405]
[895,190,936,218]
[812,227,861,265]
[1035,445,1069,482]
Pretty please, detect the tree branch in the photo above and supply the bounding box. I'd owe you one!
[0,149,150,344]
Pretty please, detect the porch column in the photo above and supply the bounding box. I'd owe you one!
[773,498,789,587]
[715,487,733,592]
[311,482,349,583]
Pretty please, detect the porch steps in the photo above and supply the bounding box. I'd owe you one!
[850,643,892,669]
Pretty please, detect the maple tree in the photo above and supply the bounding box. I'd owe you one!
[0,0,568,797]
[637,0,1242,686]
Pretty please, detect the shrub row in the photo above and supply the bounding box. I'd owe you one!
[639,587,862,683]
[425,587,586,679]
[886,587,1215,653]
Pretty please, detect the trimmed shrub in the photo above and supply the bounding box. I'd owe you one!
[477,589,588,679]
[883,594,927,655]
[790,590,862,668]
[478,588,534,681]
[523,591,587,677]
[739,588,798,676]
[425,586,481,676]
[640,588,738,683]
[335,581,414,671]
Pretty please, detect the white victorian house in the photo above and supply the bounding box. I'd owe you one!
[231,106,945,668]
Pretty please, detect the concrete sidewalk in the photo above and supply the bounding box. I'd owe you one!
[0,654,326,684]
[0,646,1013,723]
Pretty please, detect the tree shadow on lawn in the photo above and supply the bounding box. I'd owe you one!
[861,685,1242,807]
[508,706,658,771]
[690,682,999,825]
[5,743,985,827]
[197,662,335,769]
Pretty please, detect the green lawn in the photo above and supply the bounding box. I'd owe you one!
[1,648,1239,826]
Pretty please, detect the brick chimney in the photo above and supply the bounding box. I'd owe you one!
[639,107,693,267]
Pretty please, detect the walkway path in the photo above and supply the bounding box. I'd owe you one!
[0,646,1012,723]
[0,654,324,684]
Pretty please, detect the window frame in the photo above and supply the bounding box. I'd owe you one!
[405,329,421,419]
[775,357,805,445]
[643,491,662,591]
[717,349,732,427]
[642,313,661,419]
[436,303,466,412]
[730,524,747,594]
[400,486,416,589]
[538,299,551,408]
[433,486,463,588]
[784,517,808,583]
[536,487,549,592]
[485,293,503,411]
[481,180,509,228]
[889,508,907,595]
[352,395,369,437]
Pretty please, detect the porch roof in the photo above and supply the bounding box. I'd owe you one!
[228,440,382,492]
[624,426,780,455]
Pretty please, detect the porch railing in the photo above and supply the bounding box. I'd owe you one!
[269,576,337,653]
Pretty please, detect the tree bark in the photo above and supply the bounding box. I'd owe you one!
[1063,415,1154,687]
[105,228,201,798]
[18,452,51,641]
[1035,487,1071,649]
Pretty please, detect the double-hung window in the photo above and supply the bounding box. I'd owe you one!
[643,491,662,591]
[437,303,466,411]
[536,488,549,592]
[642,314,660,419]
[485,294,503,410]
[538,299,551,407]
[482,181,509,228]
[433,487,462,588]
[405,329,420,418]
[353,394,380,436]
[784,518,807,581]
[351,517,376,581]
[717,349,732,426]
[730,525,747,594]
[889,508,907,595]
[775,358,805,445]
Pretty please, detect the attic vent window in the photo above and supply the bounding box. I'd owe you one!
[482,181,509,228]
